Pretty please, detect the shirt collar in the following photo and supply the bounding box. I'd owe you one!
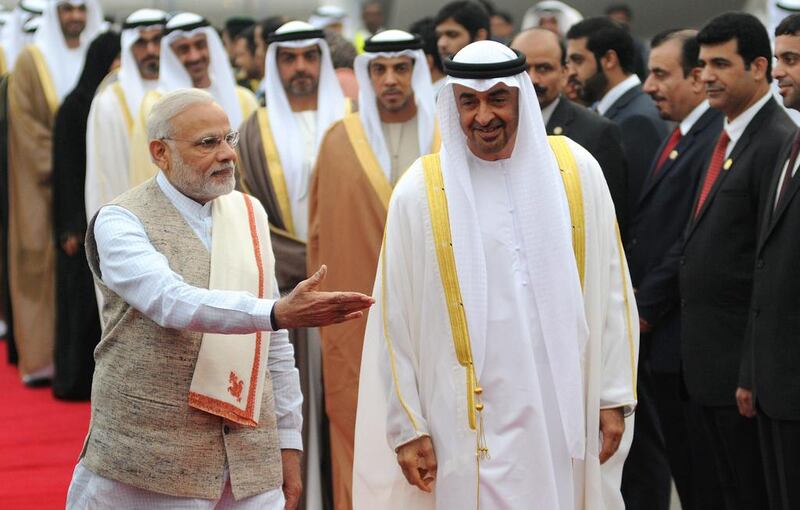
[679,100,711,136]
[540,96,561,126]
[156,171,213,219]
[723,90,772,147]
[597,74,641,116]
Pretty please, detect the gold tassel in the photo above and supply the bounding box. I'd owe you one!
[474,387,490,460]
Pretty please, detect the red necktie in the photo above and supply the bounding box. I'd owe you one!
[694,131,730,218]
[774,132,800,211]
[653,128,682,177]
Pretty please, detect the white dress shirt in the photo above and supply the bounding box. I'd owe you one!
[723,90,772,158]
[540,96,560,127]
[597,74,641,116]
[679,100,711,136]
[93,171,303,450]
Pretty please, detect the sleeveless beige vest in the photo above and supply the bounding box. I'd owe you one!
[82,178,282,500]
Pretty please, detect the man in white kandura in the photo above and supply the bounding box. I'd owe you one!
[84,8,166,220]
[353,40,639,509]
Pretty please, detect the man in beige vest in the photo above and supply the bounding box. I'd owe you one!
[66,88,373,510]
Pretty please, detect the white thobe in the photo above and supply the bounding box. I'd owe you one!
[289,111,316,242]
[85,79,158,220]
[469,155,573,509]
[352,138,638,510]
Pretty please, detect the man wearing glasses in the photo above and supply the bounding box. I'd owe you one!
[66,89,373,510]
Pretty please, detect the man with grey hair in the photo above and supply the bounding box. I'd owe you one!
[66,88,373,510]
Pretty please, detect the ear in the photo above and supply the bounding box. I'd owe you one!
[750,55,769,82]
[149,139,170,172]
[688,66,704,93]
[475,28,489,41]
[602,49,619,71]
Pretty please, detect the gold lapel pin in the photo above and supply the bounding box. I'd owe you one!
[553,126,563,135]
[669,150,678,160]
[723,158,733,170]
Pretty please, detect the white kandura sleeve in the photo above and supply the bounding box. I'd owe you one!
[94,205,277,334]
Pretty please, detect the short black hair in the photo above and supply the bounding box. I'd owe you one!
[651,28,700,76]
[776,13,800,37]
[409,16,443,73]
[235,25,257,56]
[697,12,772,80]
[434,1,491,40]
[605,3,633,21]
[494,11,513,25]
[258,16,289,45]
[566,17,635,74]
[224,16,255,39]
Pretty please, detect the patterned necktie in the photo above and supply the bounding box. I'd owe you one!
[774,132,800,211]
[652,128,682,177]
[694,130,731,218]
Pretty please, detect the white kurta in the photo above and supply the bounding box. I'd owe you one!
[353,138,638,510]
[84,80,157,220]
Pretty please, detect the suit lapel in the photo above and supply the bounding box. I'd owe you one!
[762,140,800,247]
[685,100,776,243]
[638,108,718,208]
[546,97,574,135]
[603,85,640,120]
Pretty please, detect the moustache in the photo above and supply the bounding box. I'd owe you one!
[705,85,724,93]
[650,94,666,102]
[470,118,505,132]
[382,87,403,96]
[778,80,794,88]
[209,162,235,176]
[533,83,547,96]
[290,72,312,81]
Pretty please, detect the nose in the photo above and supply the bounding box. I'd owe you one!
[384,68,398,85]
[642,73,656,94]
[475,100,494,126]
[773,62,785,81]
[217,140,237,162]
[699,66,714,84]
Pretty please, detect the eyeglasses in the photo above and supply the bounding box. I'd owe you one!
[161,130,240,153]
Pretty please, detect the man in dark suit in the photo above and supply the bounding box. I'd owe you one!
[510,27,628,230]
[745,14,800,510]
[681,13,795,509]
[565,17,672,509]
[628,28,725,510]
[566,17,669,221]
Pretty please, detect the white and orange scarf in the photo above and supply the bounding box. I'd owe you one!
[188,191,274,426]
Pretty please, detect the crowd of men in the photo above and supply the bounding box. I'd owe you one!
[2,0,800,509]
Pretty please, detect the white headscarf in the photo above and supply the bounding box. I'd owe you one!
[439,40,588,460]
[34,0,103,100]
[264,20,346,202]
[308,5,347,30]
[521,0,583,35]
[1,1,45,70]
[118,8,166,120]
[353,29,435,179]
[159,12,245,127]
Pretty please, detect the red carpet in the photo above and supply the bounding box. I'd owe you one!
[0,340,91,509]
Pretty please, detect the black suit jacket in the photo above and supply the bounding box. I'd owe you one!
[546,96,629,231]
[746,130,800,420]
[603,84,670,218]
[679,97,795,407]
[626,106,724,374]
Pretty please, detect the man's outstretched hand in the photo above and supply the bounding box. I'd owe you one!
[272,265,374,330]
